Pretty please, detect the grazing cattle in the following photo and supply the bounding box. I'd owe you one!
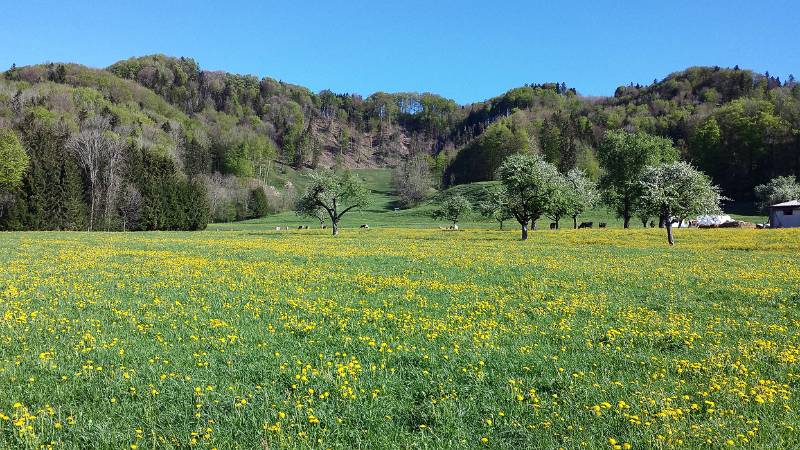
[578,221,593,229]
[360,224,369,229]
[599,223,607,228]
[321,225,327,229]
[298,225,304,230]
[549,223,557,230]
[275,226,281,231]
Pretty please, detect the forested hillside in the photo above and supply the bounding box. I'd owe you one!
[447,68,800,200]
[0,55,797,231]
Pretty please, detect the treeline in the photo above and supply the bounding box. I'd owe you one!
[1,56,798,233]
[1,58,316,231]
[445,67,799,201]
[106,55,463,169]
[0,68,195,230]
[0,107,209,231]
[55,56,800,201]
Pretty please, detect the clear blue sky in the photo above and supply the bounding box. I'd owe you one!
[2,0,798,104]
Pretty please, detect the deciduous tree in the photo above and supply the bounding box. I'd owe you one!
[0,128,28,191]
[598,130,678,228]
[392,155,434,207]
[67,116,124,231]
[433,193,472,227]
[296,170,369,236]
[479,187,513,230]
[754,176,800,212]
[639,161,723,245]
[0,129,28,219]
[564,169,599,229]
[497,153,561,240]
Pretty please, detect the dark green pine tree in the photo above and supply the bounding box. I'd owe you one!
[55,157,88,230]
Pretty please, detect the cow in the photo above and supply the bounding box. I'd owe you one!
[599,223,607,228]
[578,221,593,229]
[360,224,370,229]
[549,223,557,230]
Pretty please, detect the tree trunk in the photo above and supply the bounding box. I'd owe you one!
[499,220,504,230]
[666,222,674,246]
[573,216,578,229]
[332,221,339,236]
[521,223,528,240]
[622,201,630,228]
[555,219,559,230]
[88,189,95,231]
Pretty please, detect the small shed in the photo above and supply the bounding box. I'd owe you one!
[769,200,800,228]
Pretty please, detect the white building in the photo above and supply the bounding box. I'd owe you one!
[769,200,800,228]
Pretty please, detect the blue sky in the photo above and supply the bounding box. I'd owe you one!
[2,0,797,104]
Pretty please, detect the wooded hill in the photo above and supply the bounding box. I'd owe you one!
[0,55,797,230]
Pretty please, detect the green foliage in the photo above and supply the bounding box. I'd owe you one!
[709,99,794,198]
[478,186,513,229]
[543,168,599,229]
[446,119,530,184]
[1,116,86,230]
[3,58,799,233]
[127,146,209,231]
[638,161,723,244]
[392,155,434,207]
[563,169,599,228]
[296,170,369,235]
[0,128,28,190]
[754,176,800,211]
[688,116,722,176]
[432,193,472,225]
[497,153,562,239]
[598,130,679,227]
[575,143,601,181]
[249,187,270,218]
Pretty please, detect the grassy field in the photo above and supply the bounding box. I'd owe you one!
[212,168,767,232]
[1,227,799,449]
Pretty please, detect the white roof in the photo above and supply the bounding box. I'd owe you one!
[770,200,800,208]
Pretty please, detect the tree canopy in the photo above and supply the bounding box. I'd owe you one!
[754,176,800,211]
[497,153,562,240]
[296,170,369,235]
[0,128,29,191]
[639,161,724,245]
[598,130,678,228]
[479,186,513,230]
[563,169,599,229]
[433,193,472,226]
[2,58,799,232]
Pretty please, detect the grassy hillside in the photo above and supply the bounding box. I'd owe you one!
[1,228,798,448]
